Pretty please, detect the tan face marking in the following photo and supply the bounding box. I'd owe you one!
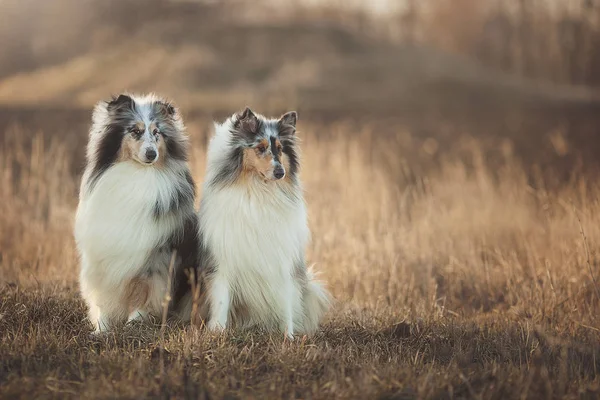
[240,137,287,182]
[273,138,283,156]
[155,133,166,165]
[148,121,167,165]
[256,138,268,153]
[133,121,145,134]
[119,135,138,162]
[242,146,274,180]
[280,152,293,182]
[118,120,166,165]
[149,121,159,134]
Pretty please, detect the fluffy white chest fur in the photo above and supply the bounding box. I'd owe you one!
[200,183,310,332]
[76,163,180,276]
[76,162,183,330]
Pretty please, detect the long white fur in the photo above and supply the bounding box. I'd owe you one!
[200,113,331,338]
[75,94,190,333]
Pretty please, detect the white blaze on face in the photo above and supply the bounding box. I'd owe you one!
[135,101,160,165]
[138,129,158,164]
[267,134,285,180]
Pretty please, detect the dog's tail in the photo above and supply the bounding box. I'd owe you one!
[298,265,332,335]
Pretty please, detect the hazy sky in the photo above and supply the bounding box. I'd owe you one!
[272,0,579,16]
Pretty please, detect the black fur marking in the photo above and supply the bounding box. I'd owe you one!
[129,126,143,140]
[234,107,258,133]
[153,201,162,219]
[277,115,299,180]
[149,100,188,162]
[282,138,299,180]
[184,170,196,196]
[171,214,205,311]
[153,171,196,220]
[278,115,297,137]
[88,96,137,189]
[171,215,200,270]
[293,256,308,284]
[143,248,171,277]
[233,108,263,142]
[88,122,124,189]
[280,111,297,129]
[158,101,176,116]
[165,135,188,161]
[209,144,244,187]
[108,94,134,111]
[270,136,281,163]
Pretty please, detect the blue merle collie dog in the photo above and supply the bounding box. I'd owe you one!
[198,107,331,338]
[74,93,198,334]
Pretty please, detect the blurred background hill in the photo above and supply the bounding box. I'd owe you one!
[1,0,600,180]
[1,0,599,112]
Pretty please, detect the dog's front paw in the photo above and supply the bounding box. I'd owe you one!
[88,330,109,340]
[207,320,226,332]
[127,310,149,324]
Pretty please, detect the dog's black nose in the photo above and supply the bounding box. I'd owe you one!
[145,149,157,161]
[273,168,285,179]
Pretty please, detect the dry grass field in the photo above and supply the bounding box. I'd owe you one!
[2,110,600,399]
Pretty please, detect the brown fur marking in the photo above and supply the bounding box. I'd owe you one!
[273,139,282,154]
[242,147,274,180]
[124,277,150,312]
[118,135,137,162]
[280,153,293,182]
[257,138,268,150]
[155,133,167,166]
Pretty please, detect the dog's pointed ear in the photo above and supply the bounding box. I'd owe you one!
[158,101,176,117]
[107,94,133,110]
[235,107,259,134]
[280,111,297,127]
[278,111,297,136]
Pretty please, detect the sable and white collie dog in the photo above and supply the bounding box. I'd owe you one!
[74,93,198,334]
[198,107,331,338]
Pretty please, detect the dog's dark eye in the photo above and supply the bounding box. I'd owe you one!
[130,127,142,136]
[277,144,283,154]
[153,128,160,135]
[256,144,267,153]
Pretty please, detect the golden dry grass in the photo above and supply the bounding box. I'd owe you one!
[1,117,600,399]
